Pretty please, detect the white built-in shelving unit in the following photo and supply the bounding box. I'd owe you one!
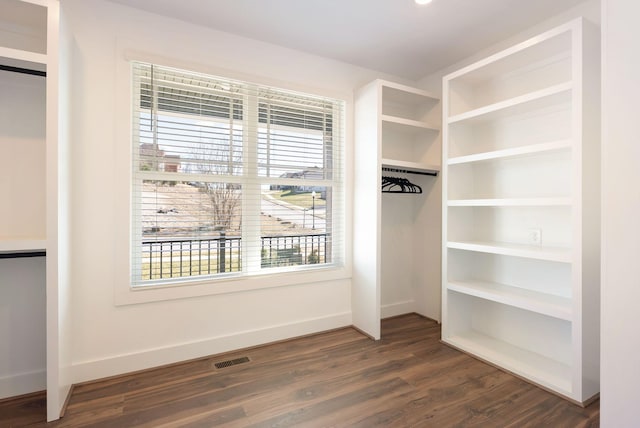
[441,18,600,404]
[0,0,70,421]
[353,79,440,339]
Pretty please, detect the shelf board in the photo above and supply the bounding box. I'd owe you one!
[444,22,573,82]
[381,114,439,134]
[448,140,572,165]
[20,0,49,7]
[382,158,439,175]
[0,46,47,68]
[447,240,571,263]
[0,239,46,254]
[380,80,439,105]
[447,280,572,321]
[443,331,572,395]
[447,82,572,125]
[447,197,571,207]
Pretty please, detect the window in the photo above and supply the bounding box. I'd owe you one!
[131,62,345,286]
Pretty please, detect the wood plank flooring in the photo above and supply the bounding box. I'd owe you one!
[1,314,599,427]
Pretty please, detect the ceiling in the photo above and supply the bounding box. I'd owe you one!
[108,0,586,80]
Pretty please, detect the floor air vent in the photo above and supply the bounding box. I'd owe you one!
[214,356,250,369]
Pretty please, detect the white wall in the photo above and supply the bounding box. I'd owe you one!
[60,0,408,383]
[0,70,46,240]
[600,0,640,426]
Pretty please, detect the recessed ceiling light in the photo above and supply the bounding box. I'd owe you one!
[415,0,433,5]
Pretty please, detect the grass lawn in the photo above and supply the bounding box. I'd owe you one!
[141,250,242,280]
[140,246,322,280]
[270,190,326,209]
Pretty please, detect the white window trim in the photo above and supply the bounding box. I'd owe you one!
[113,51,353,306]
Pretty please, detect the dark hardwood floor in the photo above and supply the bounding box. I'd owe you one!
[1,314,599,427]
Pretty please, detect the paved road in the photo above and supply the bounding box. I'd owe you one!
[261,196,326,231]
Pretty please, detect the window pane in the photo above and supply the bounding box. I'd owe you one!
[261,185,331,268]
[135,62,244,176]
[138,180,242,281]
[257,93,334,179]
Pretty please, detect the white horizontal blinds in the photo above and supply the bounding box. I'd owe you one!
[135,63,244,178]
[257,88,336,179]
[131,61,344,285]
[257,88,343,267]
[132,63,245,284]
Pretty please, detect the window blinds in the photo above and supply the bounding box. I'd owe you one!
[131,62,344,285]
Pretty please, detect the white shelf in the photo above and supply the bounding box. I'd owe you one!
[445,22,572,82]
[0,239,46,254]
[443,331,572,394]
[380,80,438,105]
[0,46,47,68]
[19,0,49,7]
[381,114,439,134]
[447,82,572,125]
[448,197,571,207]
[447,280,571,321]
[447,240,571,263]
[382,158,439,175]
[448,140,572,165]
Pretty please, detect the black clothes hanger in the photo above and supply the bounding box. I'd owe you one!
[380,166,436,194]
[381,175,422,194]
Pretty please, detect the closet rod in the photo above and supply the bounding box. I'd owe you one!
[0,64,46,77]
[382,166,438,177]
[0,251,46,259]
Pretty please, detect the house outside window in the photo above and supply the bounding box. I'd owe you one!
[131,62,345,286]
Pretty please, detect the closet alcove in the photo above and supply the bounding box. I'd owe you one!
[0,0,48,402]
[353,79,441,339]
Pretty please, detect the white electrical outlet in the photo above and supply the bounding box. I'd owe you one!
[529,228,542,245]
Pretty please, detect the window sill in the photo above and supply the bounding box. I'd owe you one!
[114,265,350,306]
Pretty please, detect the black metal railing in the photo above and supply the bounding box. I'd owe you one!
[260,234,328,267]
[141,233,328,280]
[141,235,242,280]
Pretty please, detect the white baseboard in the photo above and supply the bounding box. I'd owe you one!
[72,311,352,384]
[381,300,415,319]
[0,369,46,400]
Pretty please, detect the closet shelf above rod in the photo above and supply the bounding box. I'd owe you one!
[381,158,439,176]
[382,166,438,176]
[0,239,46,255]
